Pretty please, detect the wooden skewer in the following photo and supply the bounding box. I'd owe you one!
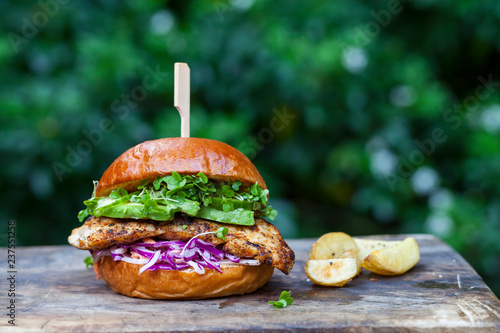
[174,62,190,138]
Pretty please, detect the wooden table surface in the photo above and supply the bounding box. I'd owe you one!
[2,234,500,332]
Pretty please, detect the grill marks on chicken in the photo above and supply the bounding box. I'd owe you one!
[68,215,295,274]
[68,217,171,251]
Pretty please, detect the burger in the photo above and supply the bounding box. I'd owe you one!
[68,137,295,299]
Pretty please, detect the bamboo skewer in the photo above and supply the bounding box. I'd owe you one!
[174,63,190,137]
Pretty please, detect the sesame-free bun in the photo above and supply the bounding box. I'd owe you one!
[96,138,266,197]
[98,256,274,299]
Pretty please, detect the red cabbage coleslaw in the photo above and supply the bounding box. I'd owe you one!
[90,237,260,275]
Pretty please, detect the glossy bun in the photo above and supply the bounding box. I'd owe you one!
[96,138,266,197]
[98,256,274,299]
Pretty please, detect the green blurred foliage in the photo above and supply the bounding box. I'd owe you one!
[1,0,500,296]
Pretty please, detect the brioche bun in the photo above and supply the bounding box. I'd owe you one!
[96,138,266,197]
[98,256,274,299]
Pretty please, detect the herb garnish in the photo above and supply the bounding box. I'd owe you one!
[268,290,293,308]
[84,256,93,268]
[216,227,229,241]
[78,172,277,226]
[180,227,230,255]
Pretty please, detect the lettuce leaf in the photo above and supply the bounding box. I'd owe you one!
[198,206,255,226]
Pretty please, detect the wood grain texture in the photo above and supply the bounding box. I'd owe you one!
[2,234,500,332]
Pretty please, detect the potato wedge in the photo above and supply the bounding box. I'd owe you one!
[353,238,400,261]
[309,232,359,260]
[305,257,360,287]
[360,237,420,275]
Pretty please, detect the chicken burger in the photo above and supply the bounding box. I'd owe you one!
[68,137,295,299]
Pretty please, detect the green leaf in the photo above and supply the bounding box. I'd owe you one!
[118,188,128,196]
[222,185,235,198]
[83,197,98,210]
[153,177,163,190]
[168,177,181,190]
[250,183,259,196]
[94,198,200,221]
[210,197,253,211]
[268,299,287,308]
[269,290,293,308]
[78,209,90,222]
[259,205,278,220]
[110,188,128,199]
[143,198,158,212]
[216,227,229,240]
[222,200,233,212]
[279,290,294,305]
[172,171,182,181]
[137,179,149,190]
[141,194,151,204]
[78,197,103,221]
[95,194,135,211]
[260,189,269,205]
[198,206,255,226]
[232,180,242,191]
[84,256,93,269]
[197,172,208,184]
[182,225,188,230]
[202,196,213,206]
[130,195,141,203]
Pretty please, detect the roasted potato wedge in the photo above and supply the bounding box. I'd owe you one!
[305,253,360,287]
[353,238,400,261]
[360,237,420,275]
[309,232,359,260]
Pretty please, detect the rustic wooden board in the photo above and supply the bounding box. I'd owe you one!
[2,234,500,332]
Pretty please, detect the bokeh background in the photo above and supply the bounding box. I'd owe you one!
[1,0,499,296]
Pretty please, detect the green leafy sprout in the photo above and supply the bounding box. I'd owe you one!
[268,290,293,308]
[78,172,277,226]
[180,227,230,255]
[216,227,229,240]
[84,256,93,269]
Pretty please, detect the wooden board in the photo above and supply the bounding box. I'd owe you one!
[2,234,500,332]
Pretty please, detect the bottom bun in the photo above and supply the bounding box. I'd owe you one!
[98,256,274,299]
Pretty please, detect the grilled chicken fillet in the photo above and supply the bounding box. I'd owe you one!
[69,215,295,275]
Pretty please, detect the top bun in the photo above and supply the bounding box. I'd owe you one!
[95,138,266,197]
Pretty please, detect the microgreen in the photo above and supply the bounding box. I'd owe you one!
[197,172,208,184]
[216,227,229,240]
[268,290,293,308]
[182,225,188,230]
[137,179,149,190]
[180,227,230,255]
[259,205,278,221]
[130,195,141,203]
[78,210,89,222]
[231,180,242,191]
[222,199,234,213]
[109,188,128,199]
[84,256,93,269]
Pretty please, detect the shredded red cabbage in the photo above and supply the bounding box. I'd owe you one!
[90,238,260,275]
